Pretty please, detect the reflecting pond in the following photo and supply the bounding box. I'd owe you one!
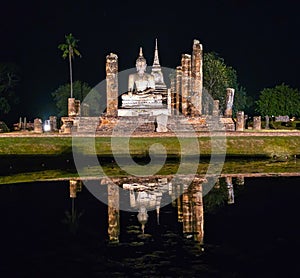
[1,165,300,277]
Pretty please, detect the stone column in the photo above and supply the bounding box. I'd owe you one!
[106,53,118,117]
[107,182,120,243]
[212,100,219,117]
[253,116,262,130]
[236,111,245,131]
[191,39,203,116]
[181,54,191,116]
[224,88,235,118]
[175,66,182,114]
[170,74,176,115]
[167,88,172,114]
[68,98,76,117]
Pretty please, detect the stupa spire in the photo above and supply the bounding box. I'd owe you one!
[151,38,167,92]
[153,38,160,67]
[139,47,143,57]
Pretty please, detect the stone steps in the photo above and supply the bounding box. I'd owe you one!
[75,117,100,133]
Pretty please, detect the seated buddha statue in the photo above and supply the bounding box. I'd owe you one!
[128,47,155,94]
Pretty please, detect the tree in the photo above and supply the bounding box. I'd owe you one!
[256,83,300,117]
[0,63,20,116]
[203,52,248,114]
[52,80,100,116]
[58,33,81,98]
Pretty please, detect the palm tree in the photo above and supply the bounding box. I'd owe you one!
[58,33,81,98]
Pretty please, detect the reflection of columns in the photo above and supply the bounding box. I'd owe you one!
[182,191,192,234]
[236,176,245,186]
[177,195,183,223]
[191,183,204,244]
[107,182,120,243]
[181,54,191,116]
[225,176,234,204]
[106,53,118,117]
[69,180,82,198]
[181,181,204,244]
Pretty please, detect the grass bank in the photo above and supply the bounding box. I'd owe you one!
[0,135,300,157]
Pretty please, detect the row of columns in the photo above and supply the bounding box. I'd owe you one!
[171,40,203,116]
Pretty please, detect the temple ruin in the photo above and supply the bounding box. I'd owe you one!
[60,38,236,133]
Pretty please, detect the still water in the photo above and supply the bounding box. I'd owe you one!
[0,173,300,277]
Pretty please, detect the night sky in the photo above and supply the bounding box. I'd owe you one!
[1,0,300,124]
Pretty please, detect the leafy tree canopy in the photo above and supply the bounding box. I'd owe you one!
[203,52,251,115]
[52,80,100,117]
[255,83,300,117]
[0,63,20,116]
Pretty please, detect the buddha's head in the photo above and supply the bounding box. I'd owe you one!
[136,47,147,74]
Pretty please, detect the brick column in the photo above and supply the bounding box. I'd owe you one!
[106,53,118,117]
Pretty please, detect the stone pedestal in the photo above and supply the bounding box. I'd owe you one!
[33,118,43,133]
[236,111,244,131]
[253,116,261,130]
[156,114,168,132]
[60,118,74,134]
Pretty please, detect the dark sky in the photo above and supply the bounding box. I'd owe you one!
[1,0,300,123]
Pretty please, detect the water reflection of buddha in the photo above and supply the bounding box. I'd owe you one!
[128,47,155,94]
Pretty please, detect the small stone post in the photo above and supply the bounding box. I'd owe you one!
[49,116,57,131]
[23,117,27,130]
[236,111,245,131]
[265,115,270,129]
[34,118,43,133]
[106,53,118,117]
[253,116,262,130]
[212,100,219,117]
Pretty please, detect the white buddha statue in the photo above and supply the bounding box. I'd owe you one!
[128,47,155,94]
